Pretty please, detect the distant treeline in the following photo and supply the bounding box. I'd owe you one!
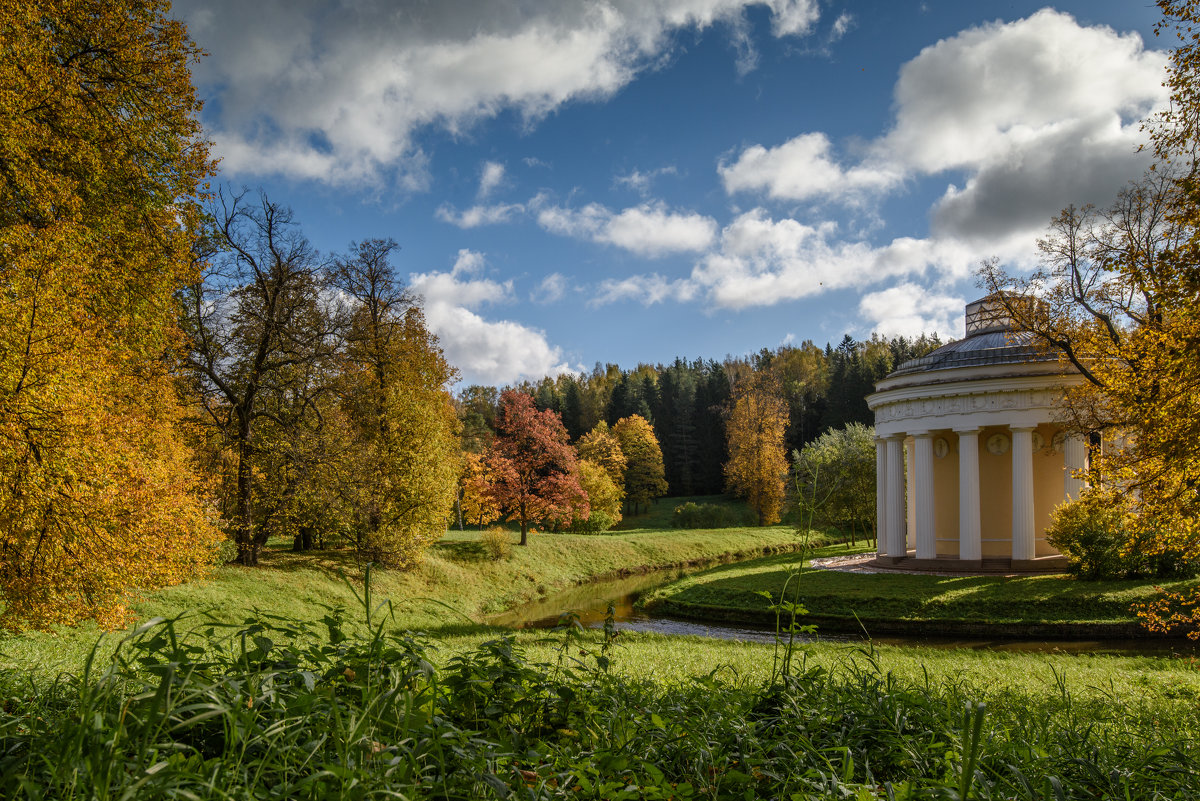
[458,333,942,497]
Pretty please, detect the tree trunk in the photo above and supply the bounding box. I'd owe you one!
[292,526,316,552]
[519,520,528,546]
[234,434,257,566]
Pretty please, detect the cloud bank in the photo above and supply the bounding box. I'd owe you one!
[603,9,1168,341]
[177,0,821,185]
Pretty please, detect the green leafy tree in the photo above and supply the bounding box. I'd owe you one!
[791,423,877,545]
[181,192,332,566]
[331,239,460,568]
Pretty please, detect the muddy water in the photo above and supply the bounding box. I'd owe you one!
[489,566,1199,657]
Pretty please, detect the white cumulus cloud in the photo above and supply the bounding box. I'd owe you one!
[478,161,507,198]
[857,283,965,340]
[531,272,569,304]
[614,165,678,195]
[685,210,974,310]
[719,9,1166,252]
[408,250,571,385]
[719,132,901,203]
[436,203,525,228]
[593,274,697,306]
[537,200,717,256]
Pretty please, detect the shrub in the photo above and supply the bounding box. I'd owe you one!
[481,527,513,560]
[1046,490,1129,580]
[1048,488,1198,580]
[570,510,618,534]
[672,502,745,529]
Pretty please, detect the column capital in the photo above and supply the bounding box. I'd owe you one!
[1010,425,1037,433]
[909,429,933,438]
[953,427,981,435]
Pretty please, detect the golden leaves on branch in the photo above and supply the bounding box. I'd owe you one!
[0,0,218,629]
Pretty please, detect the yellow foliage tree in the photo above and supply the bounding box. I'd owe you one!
[980,0,1200,634]
[572,459,623,532]
[576,421,627,491]
[459,451,502,530]
[332,240,461,568]
[724,375,788,526]
[982,169,1199,557]
[612,415,667,515]
[0,0,219,629]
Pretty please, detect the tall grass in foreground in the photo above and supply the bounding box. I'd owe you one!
[1,578,1197,799]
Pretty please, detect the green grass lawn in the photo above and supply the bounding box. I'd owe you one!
[643,543,1200,634]
[0,523,816,676]
[5,513,1199,717]
[4,515,1200,799]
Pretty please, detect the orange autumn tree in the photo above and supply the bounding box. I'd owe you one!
[0,0,220,628]
[487,391,588,545]
[724,373,788,526]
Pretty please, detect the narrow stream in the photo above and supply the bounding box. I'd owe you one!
[489,566,1199,657]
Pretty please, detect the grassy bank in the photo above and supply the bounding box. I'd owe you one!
[3,518,1200,798]
[1,592,1197,800]
[643,544,1200,636]
[0,524,816,675]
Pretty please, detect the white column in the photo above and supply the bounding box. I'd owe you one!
[1011,426,1036,561]
[875,438,887,556]
[913,432,936,560]
[1063,435,1087,501]
[956,429,981,562]
[905,438,916,552]
[885,436,906,558]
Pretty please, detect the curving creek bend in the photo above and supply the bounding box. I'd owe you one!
[488,563,1199,657]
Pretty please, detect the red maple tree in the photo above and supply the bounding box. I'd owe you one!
[487,390,588,545]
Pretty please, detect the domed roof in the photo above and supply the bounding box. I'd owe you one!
[886,294,1060,378]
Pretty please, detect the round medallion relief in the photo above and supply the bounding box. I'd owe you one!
[933,437,949,458]
[986,433,1010,455]
[1031,431,1045,452]
[1052,432,1067,453]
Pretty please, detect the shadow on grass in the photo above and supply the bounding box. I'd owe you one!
[252,547,370,581]
[431,539,490,562]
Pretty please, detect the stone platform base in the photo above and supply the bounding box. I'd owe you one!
[870,554,1068,575]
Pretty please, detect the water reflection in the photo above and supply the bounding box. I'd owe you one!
[490,567,1199,657]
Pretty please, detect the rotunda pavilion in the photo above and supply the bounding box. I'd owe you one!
[866,295,1087,571]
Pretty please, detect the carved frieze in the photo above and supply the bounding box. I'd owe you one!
[873,387,1062,425]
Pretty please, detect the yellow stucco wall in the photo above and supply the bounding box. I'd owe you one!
[977,425,1013,557]
[1033,423,1066,557]
[924,424,1067,559]
[933,431,959,557]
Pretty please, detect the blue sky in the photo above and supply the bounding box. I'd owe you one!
[174,0,1167,386]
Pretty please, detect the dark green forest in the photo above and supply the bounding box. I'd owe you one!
[458,333,941,496]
